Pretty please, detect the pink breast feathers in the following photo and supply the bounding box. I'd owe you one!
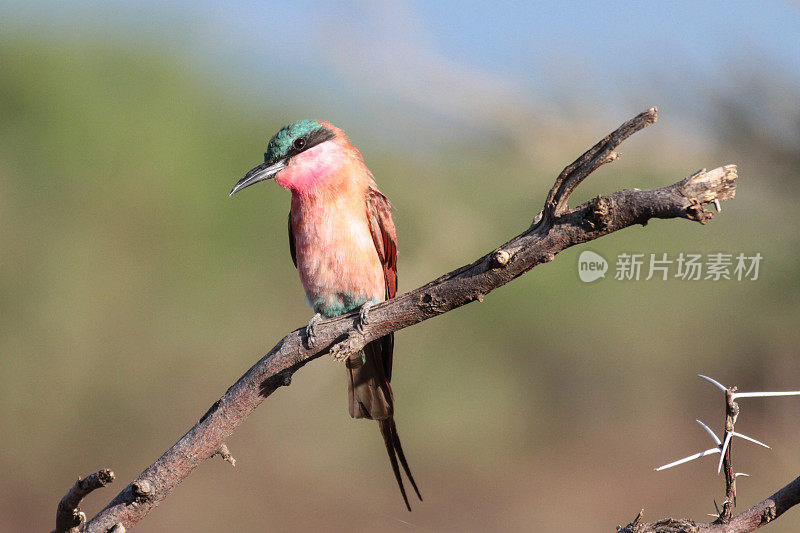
[275,140,349,195]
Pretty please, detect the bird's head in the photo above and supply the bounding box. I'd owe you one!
[230,119,351,196]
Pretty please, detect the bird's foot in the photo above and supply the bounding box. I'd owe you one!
[356,301,374,333]
[305,313,322,348]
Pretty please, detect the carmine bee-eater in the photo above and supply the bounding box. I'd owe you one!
[229,119,422,510]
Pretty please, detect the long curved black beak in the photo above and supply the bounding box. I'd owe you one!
[229,160,287,196]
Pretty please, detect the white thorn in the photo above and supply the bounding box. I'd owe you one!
[656,448,720,471]
[698,374,728,392]
[732,431,771,449]
[717,432,733,473]
[735,473,750,478]
[696,419,722,445]
[713,199,722,212]
[732,390,800,400]
[708,514,720,518]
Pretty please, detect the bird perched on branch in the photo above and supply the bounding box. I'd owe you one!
[230,119,421,510]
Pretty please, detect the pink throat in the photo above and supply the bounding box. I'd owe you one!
[274,141,346,195]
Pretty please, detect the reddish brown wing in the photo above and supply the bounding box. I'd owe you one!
[366,187,397,299]
[366,188,421,509]
[366,187,398,381]
[288,213,297,268]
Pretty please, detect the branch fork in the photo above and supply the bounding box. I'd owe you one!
[54,469,115,533]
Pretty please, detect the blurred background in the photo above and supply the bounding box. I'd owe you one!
[2,1,800,531]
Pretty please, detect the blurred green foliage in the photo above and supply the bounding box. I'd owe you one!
[2,36,800,532]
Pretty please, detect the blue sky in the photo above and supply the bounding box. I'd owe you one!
[412,1,799,77]
[4,1,797,80]
[3,0,799,149]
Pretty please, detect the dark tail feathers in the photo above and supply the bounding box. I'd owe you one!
[379,417,422,511]
[347,338,421,510]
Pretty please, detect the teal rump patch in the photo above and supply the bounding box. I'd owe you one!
[266,119,322,162]
[313,294,375,318]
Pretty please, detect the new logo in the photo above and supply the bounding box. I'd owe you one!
[578,250,608,282]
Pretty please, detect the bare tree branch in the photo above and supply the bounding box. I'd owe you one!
[54,469,115,533]
[721,475,800,531]
[619,474,800,532]
[77,107,745,532]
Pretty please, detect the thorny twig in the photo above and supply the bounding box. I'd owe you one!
[629,376,800,532]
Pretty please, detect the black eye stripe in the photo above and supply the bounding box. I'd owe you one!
[308,128,334,149]
[268,127,336,164]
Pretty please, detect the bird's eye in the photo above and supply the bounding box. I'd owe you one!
[293,137,306,150]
